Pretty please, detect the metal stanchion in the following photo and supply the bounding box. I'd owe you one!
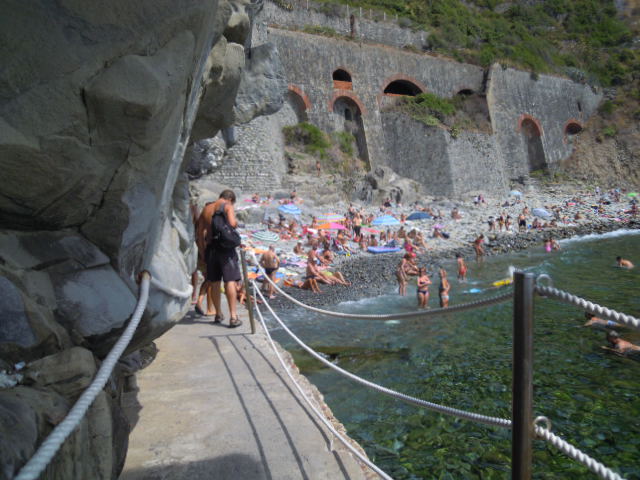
[240,249,256,334]
[512,271,535,479]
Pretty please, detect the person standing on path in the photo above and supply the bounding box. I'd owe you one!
[196,190,242,328]
[260,245,280,299]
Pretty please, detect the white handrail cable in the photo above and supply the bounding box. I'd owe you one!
[536,284,640,331]
[249,252,512,320]
[253,283,512,429]
[535,424,626,480]
[15,272,152,480]
[254,299,393,480]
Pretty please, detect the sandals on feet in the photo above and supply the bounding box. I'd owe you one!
[229,316,243,328]
[213,314,224,324]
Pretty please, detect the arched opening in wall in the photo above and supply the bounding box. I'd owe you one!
[521,118,547,172]
[457,89,474,96]
[333,69,352,90]
[332,96,370,169]
[384,80,422,96]
[286,90,308,123]
[565,122,583,136]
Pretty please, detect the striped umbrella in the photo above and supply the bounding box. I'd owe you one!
[318,213,345,223]
[252,230,279,243]
[278,204,302,215]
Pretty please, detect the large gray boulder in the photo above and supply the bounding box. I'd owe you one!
[0,0,284,477]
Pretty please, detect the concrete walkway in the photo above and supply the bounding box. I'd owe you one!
[119,303,367,480]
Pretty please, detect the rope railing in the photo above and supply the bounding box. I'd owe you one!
[535,281,640,331]
[251,263,634,480]
[249,252,512,320]
[253,283,512,429]
[534,420,625,480]
[15,272,152,480]
[253,298,393,479]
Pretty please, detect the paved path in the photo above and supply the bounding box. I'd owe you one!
[120,303,367,480]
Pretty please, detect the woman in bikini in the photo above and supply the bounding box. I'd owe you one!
[416,267,431,308]
[438,268,450,308]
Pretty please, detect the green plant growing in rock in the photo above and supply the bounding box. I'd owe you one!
[283,122,331,158]
[302,25,339,38]
[333,131,356,156]
[602,125,617,137]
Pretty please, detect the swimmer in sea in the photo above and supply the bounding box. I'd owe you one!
[416,267,431,309]
[616,256,634,269]
[583,312,619,328]
[604,331,640,355]
[456,253,467,282]
[438,268,450,308]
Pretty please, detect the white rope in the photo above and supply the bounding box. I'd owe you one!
[150,276,193,300]
[253,284,512,429]
[15,273,152,480]
[536,284,640,331]
[535,424,626,480]
[254,299,393,480]
[249,252,511,320]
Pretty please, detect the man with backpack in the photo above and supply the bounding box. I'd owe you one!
[196,189,242,328]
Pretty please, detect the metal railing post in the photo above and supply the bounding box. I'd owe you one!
[240,249,256,334]
[512,271,535,479]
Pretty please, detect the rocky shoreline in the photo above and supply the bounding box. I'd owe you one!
[267,219,640,310]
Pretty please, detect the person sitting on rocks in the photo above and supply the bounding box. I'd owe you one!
[290,276,321,293]
[451,208,462,220]
[415,232,428,250]
[321,249,334,265]
[251,192,260,203]
[293,241,304,256]
[369,234,379,247]
[310,216,319,229]
[432,227,444,239]
[400,213,407,223]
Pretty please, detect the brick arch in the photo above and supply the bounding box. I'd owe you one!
[563,118,584,144]
[516,114,544,136]
[287,84,312,111]
[332,66,354,81]
[328,90,367,115]
[380,74,428,96]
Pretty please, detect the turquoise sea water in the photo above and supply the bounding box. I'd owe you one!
[270,230,640,479]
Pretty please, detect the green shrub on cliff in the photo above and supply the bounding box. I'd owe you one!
[396,93,457,126]
[313,0,634,88]
[283,122,331,157]
[333,131,356,156]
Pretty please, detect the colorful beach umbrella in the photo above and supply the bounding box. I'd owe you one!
[372,215,400,226]
[628,192,638,198]
[277,204,301,215]
[362,227,380,233]
[407,211,432,221]
[318,213,345,223]
[252,230,279,243]
[317,222,346,230]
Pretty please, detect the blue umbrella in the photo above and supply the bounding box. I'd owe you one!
[510,190,523,197]
[407,211,432,221]
[277,204,301,215]
[372,215,400,226]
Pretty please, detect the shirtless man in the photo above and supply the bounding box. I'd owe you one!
[260,245,280,299]
[604,331,640,355]
[583,312,619,328]
[293,242,304,255]
[616,256,634,269]
[196,190,241,327]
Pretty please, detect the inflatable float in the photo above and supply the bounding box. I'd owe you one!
[368,246,402,254]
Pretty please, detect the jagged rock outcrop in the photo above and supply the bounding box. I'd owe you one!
[0,0,283,478]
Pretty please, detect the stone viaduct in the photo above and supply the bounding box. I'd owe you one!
[242,1,603,196]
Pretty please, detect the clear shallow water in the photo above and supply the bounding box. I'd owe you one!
[270,230,640,479]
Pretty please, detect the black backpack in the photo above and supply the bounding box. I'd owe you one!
[210,203,241,250]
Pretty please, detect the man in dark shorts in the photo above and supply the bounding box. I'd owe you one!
[260,245,280,299]
[196,189,242,327]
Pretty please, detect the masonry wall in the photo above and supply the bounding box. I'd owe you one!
[257,1,428,50]
[266,28,486,166]
[380,112,507,197]
[487,65,602,178]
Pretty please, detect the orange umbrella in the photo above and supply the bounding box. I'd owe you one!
[317,222,346,230]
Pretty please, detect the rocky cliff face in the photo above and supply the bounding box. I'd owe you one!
[0,0,284,477]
